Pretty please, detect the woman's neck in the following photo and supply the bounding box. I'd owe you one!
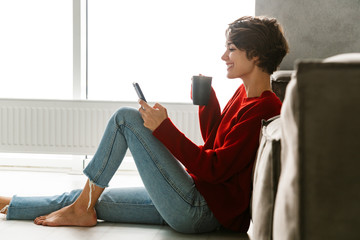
[242,68,272,98]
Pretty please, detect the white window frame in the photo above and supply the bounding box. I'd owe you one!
[1,0,255,173]
[73,0,87,100]
[1,1,92,174]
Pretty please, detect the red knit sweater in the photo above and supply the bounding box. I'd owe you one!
[153,84,282,232]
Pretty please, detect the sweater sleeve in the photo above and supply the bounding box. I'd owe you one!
[153,103,273,184]
[198,88,221,142]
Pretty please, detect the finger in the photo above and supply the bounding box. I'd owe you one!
[139,99,151,110]
[153,103,164,110]
[139,107,148,120]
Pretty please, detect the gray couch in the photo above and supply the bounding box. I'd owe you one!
[252,53,360,240]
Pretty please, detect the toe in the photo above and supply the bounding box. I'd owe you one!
[34,216,45,225]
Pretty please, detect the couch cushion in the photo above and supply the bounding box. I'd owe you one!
[251,115,281,240]
[272,75,300,240]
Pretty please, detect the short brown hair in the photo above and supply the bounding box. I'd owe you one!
[226,16,289,74]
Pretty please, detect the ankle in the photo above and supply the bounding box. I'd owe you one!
[71,202,95,214]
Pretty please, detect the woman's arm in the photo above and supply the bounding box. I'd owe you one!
[153,114,259,183]
[198,88,221,142]
[153,98,281,183]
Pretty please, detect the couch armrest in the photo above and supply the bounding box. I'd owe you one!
[271,70,294,102]
[274,54,360,240]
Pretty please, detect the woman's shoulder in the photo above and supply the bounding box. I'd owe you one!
[260,90,282,108]
[252,91,282,117]
[239,91,281,119]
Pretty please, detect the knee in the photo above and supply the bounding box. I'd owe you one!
[112,107,142,125]
[114,107,138,117]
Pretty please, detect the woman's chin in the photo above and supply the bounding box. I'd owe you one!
[226,74,237,79]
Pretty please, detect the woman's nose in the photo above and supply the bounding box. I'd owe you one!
[221,51,228,61]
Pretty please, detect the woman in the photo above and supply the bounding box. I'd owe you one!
[0,16,289,233]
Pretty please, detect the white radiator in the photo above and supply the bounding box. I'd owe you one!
[0,99,202,156]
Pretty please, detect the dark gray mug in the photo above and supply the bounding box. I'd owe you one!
[191,75,212,105]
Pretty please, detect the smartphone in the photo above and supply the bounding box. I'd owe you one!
[133,82,147,102]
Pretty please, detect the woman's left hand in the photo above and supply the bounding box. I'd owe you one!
[138,100,168,132]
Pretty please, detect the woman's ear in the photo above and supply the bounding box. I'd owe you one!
[252,56,260,65]
[247,50,259,64]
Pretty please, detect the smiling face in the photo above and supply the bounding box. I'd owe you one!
[225,16,289,75]
[221,42,257,80]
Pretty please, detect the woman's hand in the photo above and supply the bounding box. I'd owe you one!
[138,100,168,132]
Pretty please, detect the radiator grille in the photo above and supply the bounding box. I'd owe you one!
[0,99,202,155]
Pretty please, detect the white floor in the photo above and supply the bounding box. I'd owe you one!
[0,169,252,240]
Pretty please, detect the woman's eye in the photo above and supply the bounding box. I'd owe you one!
[229,48,236,52]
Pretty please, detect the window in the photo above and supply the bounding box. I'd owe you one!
[0,0,73,99]
[0,0,255,106]
[0,0,255,172]
[88,0,255,108]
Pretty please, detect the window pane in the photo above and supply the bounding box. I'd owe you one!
[88,0,255,108]
[0,0,72,99]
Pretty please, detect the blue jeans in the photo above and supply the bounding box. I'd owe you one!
[7,107,221,233]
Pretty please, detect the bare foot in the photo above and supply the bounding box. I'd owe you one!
[34,204,97,227]
[0,196,11,215]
